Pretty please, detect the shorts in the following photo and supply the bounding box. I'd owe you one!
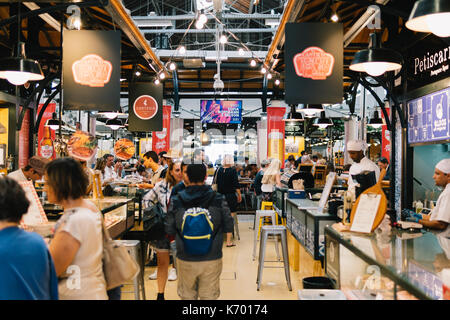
[223,193,238,213]
[149,237,171,252]
[176,258,222,300]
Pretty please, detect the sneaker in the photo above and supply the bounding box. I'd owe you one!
[168,268,177,281]
[148,270,157,280]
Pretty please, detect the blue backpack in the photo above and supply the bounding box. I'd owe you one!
[180,193,216,255]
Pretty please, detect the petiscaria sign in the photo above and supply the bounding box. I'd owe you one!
[293,47,335,80]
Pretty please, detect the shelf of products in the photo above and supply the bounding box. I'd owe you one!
[324,226,450,300]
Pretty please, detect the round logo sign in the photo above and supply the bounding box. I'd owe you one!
[133,95,158,120]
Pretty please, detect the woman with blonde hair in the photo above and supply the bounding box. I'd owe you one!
[261,159,282,200]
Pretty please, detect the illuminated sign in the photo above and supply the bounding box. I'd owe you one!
[293,47,335,80]
[133,95,158,120]
[72,54,112,87]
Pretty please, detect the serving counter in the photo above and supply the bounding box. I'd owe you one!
[325,226,450,300]
[43,197,135,239]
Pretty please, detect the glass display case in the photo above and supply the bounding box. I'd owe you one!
[325,226,450,300]
[42,197,135,239]
[286,198,339,261]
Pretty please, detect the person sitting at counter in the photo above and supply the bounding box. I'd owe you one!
[8,155,49,183]
[102,154,118,184]
[285,155,296,170]
[404,159,450,231]
[138,151,164,189]
[377,157,390,181]
[261,159,283,201]
[346,140,380,199]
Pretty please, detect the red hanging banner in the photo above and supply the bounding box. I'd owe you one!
[18,107,30,168]
[267,106,286,168]
[152,105,171,154]
[381,107,391,160]
[37,103,56,160]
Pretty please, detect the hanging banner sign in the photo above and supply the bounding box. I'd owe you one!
[408,86,450,145]
[129,82,163,132]
[285,23,343,104]
[18,107,30,169]
[267,106,286,168]
[152,105,171,154]
[63,30,121,111]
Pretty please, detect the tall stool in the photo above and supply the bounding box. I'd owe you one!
[114,240,146,300]
[253,201,277,229]
[253,210,279,261]
[256,225,292,291]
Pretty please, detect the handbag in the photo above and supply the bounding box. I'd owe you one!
[211,167,221,192]
[102,220,140,291]
[142,202,166,240]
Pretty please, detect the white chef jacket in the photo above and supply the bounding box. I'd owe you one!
[347,156,380,197]
[430,183,450,224]
[8,169,28,182]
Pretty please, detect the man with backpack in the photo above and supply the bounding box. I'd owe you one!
[165,164,234,300]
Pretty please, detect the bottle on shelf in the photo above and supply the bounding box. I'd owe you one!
[40,126,54,159]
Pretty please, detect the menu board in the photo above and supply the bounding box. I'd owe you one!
[407,87,450,145]
[19,181,48,227]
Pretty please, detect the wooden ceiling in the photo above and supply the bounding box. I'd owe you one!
[0,0,426,101]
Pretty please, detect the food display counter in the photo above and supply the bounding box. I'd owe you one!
[286,198,339,261]
[325,226,450,300]
[43,197,135,239]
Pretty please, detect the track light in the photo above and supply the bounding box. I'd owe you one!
[198,12,208,25]
[154,78,160,85]
[275,79,280,86]
[195,20,205,29]
[178,46,186,55]
[261,67,267,74]
[267,73,272,79]
[135,70,141,77]
[331,13,339,22]
[169,62,176,71]
[159,72,166,80]
[250,59,256,67]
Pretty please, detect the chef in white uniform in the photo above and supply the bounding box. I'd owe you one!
[407,159,450,231]
[346,140,380,198]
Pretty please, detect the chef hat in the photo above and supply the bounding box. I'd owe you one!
[435,159,450,174]
[347,140,368,152]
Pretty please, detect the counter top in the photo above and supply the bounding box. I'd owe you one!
[325,226,450,300]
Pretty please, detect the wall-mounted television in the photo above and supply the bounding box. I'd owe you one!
[200,100,242,124]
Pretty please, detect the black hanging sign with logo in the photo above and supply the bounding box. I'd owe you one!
[63,30,121,111]
[285,23,343,104]
[128,82,163,132]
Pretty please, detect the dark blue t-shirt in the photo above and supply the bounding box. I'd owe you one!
[0,227,58,300]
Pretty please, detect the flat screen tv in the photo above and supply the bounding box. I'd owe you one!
[200,100,242,124]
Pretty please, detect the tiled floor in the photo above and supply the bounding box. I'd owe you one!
[122,216,324,300]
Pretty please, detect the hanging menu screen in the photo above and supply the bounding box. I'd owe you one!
[407,86,450,145]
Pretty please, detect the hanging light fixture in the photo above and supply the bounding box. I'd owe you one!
[250,59,256,67]
[313,111,333,129]
[406,0,450,37]
[368,109,384,128]
[159,72,166,80]
[260,111,267,120]
[105,118,123,130]
[0,3,44,86]
[283,105,303,122]
[169,62,177,71]
[350,32,403,77]
[0,42,44,86]
[274,79,280,86]
[299,104,323,118]
[45,112,63,131]
[154,78,160,85]
[219,35,228,44]
[178,46,186,55]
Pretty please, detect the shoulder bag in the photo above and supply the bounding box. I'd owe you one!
[102,219,140,290]
[211,167,221,192]
[142,201,167,240]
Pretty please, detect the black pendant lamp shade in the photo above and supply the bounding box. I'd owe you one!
[406,0,450,37]
[45,112,63,131]
[313,111,333,128]
[368,110,384,128]
[106,118,123,130]
[299,104,323,118]
[283,105,303,121]
[349,33,403,77]
[0,42,44,86]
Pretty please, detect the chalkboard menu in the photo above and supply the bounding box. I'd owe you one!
[407,86,449,145]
